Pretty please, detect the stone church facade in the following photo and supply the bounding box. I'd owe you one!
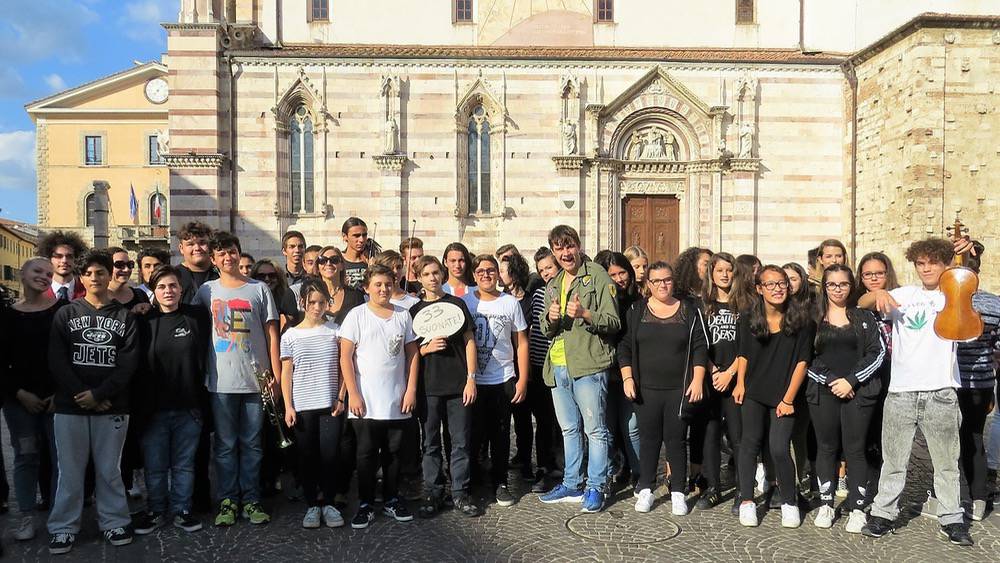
[162,1,1000,286]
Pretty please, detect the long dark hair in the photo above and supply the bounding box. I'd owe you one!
[856,252,900,294]
[815,264,857,323]
[442,242,475,286]
[782,262,815,316]
[747,265,812,338]
[728,259,758,314]
[673,247,711,299]
[501,253,531,296]
[703,252,735,317]
[251,259,288,299]
[594,250,639,304]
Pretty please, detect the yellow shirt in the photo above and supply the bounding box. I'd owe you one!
[548,274,573,366]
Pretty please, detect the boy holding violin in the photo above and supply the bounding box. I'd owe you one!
[858,238,972,547]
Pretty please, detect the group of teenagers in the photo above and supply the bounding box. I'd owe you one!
[0,215,997,556]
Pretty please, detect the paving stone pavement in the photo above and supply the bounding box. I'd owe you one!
[1,422,999,562]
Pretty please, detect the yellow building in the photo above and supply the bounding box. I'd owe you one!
[26,62,171,252]
[0,219,39,299]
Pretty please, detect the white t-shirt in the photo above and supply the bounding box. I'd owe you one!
[391,293,420,310]
[279,321,340,412]
[887,285,960,392]
[461,292,527,385]
[339,304,417,420]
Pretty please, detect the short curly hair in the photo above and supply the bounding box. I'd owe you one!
[36,230,88,261]
[904,238,953,265]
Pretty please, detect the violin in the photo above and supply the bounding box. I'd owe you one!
[934,215,983,341]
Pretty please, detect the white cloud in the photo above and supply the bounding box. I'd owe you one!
[0,1,99,63]
[119,0,174,44]
[44,73,67,92]
[0,131,37,194]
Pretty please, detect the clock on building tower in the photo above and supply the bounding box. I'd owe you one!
[144,78,169,104]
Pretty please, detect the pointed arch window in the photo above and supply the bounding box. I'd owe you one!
[149,192,167,225]
[84,193,96,227]
[289,106,315,214]
[467,106,491,214]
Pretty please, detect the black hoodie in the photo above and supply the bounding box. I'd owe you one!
[48,298,139,415]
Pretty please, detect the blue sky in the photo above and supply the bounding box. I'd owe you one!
[0,0,175,223]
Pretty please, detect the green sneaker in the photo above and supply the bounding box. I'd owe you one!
[214,499,238,527]
[241,502,270,525]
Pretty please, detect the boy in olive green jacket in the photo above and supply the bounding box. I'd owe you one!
[537,225,620,513]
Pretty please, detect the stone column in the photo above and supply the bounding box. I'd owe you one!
[371,154,407,245]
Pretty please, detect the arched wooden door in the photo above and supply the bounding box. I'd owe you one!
[622,195,679,263]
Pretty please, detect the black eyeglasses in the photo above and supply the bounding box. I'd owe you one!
[861,271,886,280]
[113,260,135,270]
[760,280,789,291]
[316,256,342,266]
[824,282,853,291]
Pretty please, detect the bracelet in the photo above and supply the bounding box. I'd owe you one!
[780,400,793,406]
[622,376,634,382]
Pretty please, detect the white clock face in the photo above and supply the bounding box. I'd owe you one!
[145,78,169,104]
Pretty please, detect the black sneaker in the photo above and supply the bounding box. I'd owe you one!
[455,495,481,517]
[940,523,974,546]
[351,504,376,529]
[695,487,721,510]
[496,484,516,507]
[862,515,894,538]
[173,512,203,533]
[103,526,134,547]
[49,533,75,555]
[531,470,551,494]
[133,511,165,535]
[418,495,440,519]
[383,499,414,522]
[731,495,741,516]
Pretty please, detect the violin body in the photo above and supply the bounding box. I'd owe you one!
[934,265,983,341]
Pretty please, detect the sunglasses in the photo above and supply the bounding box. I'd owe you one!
[316,256,342,266]
[113,260,136,270]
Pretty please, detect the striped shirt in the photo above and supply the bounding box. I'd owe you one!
[957,290,1000,389]
[529,286,551,368]
[279,321,340,411]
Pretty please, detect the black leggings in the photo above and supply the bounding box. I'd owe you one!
[739,398,797,505]
[292,408,341,507]
[512,366,558,471]
[807,384,873,510]
[958,387,994,502]
[352,418,406,505]
[636,388,687,493]
[690,390,742,490]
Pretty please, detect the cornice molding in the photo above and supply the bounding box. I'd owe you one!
[164,153,227,169]
[372,154,408,172]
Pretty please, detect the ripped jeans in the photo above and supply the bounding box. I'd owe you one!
[551,366,609,492]
[3,399,57,514]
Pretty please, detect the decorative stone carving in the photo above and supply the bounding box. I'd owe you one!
[644,78,666,96]
[163,153,227,169]
[624,126,677,161]
[383,116,399,155]
[372,154,407,172]
[739,122,754,158]
[619,179,685,198]
[156,129,170,157]
[561,120,578,155]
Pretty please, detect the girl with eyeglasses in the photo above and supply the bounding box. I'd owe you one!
[805,264,885,532]
[734,265,815,528]
[619,261,708,516]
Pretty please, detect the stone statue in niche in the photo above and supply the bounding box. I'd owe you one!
[383,116,399,154]
[739,121,754,158]
[156,129,170,157]
[561,120,578,155]
[627,127,676,161]
[628,131,644,160]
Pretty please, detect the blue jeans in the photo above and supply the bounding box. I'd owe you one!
[211,393,264,504]
[141,409,203,515]
[3,400,57,514]
[551,366,609,491]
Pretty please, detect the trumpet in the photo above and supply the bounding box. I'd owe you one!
[250,360,294,449]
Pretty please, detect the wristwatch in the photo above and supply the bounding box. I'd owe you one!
[468,373,477,382]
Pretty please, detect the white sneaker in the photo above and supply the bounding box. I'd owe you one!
[634,489,654,513]
[813,505,834,528]
[781,504,801,528]
[302,506,321,529]
[835,476,848,498]
[671,492,689,516]
[14,515,35,541]
[739,502,759,527]
[845,509,867,534]
[755,463,766,494]
[972,499,987,522]
[322,505,344,528]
